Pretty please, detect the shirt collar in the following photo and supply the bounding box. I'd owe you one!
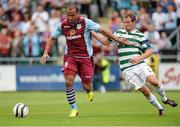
[125,29,137,34]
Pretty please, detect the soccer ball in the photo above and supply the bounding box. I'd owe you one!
[13,103,29,118]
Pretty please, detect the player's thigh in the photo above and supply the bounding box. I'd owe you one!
[78,58,94,83]
[123,69,144,90]
[63,55,78,73]
[139,64,155,82]
[141,64,158,86]
[63,55,78,85]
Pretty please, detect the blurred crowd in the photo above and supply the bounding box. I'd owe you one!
[106,0,180,58]
[0,0,180,60]
[0,0,109,58]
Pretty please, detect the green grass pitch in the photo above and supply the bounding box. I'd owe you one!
[0,91,180,126]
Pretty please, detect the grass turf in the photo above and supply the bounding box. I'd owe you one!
[0,91,180,126]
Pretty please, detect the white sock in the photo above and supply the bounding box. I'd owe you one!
[156,85,167,102]
[146,93,163,110]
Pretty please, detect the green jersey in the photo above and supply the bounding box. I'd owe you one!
[114,29,151,72]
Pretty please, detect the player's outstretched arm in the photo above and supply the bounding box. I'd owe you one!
[40,37,56,64]
[91,31,109,45]
[99,27,129,45]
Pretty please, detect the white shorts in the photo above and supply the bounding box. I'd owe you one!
[122,63,155,90]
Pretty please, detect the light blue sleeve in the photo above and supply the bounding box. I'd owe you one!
[51,23,62,39]
[85,18,100,32]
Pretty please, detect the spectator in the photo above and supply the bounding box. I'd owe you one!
[89,0,99,21]
[10,29,22,57]
[1,0,8,10]
[21,12,32,34]
[93,53,110,93]
[165,5,177,34]
[119,8,126,18]
[93,53,103,91]
[48,0,66,8]
[152,5,167,32]
[137,7,152,32]
[18,0,29,11]
[0,27,12,57]
[175,0,180,26]
[29,0,39,13]
[108,11,121,33]
[101,57,110,93]
[159,31,172,50]
[116,0,131,10]
[8,12,23,33]
[144,24,161,53]
[31,4,49,33]
[131,0,139,14]
[0,6,9,31]
[40,32,58,57]
[5,0,22,21]
[0,0,178,63]
[42,1,53,14]
[78,0,92,18]
[118,9,128,28]
[160,0,176,13]
[96,0,108,17]
[21,25,41,57]
[48,9,60,32]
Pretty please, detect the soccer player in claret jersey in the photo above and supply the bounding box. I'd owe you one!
[114,13,177,116]
[40,3,130,117]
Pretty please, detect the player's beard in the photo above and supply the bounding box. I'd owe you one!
[69,16,79,26]
[69,20,77,25]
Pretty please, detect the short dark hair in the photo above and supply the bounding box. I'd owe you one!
[67,3,79,13]
[124,13,136,22]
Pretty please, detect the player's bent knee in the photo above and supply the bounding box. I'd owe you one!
[147,75,159,86]
[65,76,75,86]
[65,80,74,87]
[149,79,159,87]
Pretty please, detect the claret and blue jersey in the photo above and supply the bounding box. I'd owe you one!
[51,16,100,57]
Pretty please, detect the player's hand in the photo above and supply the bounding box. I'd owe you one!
[118,38,129,45]
[129,56,142,64]
[118,38,140,46]
[40,54,49,64]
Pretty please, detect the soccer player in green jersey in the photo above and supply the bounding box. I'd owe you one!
[114,13,177,116]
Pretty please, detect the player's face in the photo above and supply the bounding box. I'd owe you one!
[123,17,135,31]
[67,8,78,23]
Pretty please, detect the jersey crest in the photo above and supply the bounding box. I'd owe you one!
[70,29,75,36]
[77,24,81,29]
